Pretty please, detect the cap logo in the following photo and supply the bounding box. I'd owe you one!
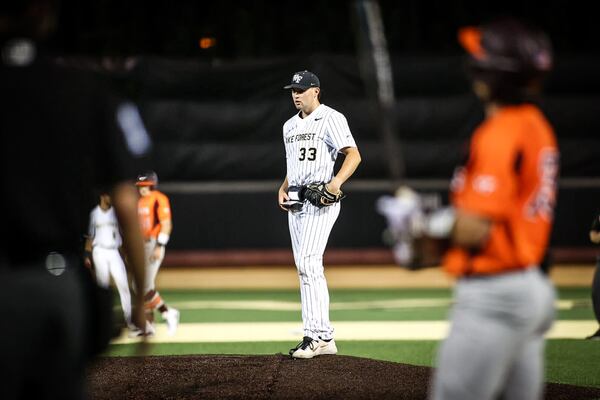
[292,74,303,83]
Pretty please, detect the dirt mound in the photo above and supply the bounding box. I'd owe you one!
[87,354,600,400]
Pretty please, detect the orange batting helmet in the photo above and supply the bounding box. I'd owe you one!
[458,17,553,103]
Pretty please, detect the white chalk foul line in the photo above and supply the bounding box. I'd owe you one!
[111,320,598,344]
[126,298,586,312]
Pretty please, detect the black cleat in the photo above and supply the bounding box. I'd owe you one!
[585,328,600,340]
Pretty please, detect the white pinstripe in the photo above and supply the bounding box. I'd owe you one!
[288,203,340,339]
[283,103,356,341]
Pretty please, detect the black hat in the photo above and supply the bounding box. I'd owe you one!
[283,70,320,90]
[136,170,158,187]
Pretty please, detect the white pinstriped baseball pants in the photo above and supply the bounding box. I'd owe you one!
[288,202,340,340]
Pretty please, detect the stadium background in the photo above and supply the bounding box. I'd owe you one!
[52,0,600,262]
[47,1,600,396]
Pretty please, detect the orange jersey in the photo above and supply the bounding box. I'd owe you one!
[138,190,172,239]
[444,104,559,276]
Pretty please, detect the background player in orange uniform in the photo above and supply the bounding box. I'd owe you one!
[378,18,558,400]
[136,171,180,336]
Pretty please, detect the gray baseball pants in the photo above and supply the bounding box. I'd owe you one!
[430,267,555,400]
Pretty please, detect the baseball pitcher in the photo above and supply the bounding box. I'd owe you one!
[278,70,362,359]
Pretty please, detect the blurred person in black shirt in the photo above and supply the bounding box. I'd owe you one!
[587,212,600,340]
[0,1,150,398]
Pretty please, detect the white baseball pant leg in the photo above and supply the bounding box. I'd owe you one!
[92,247,133,324]
[144,239,165,293]
[289,202,340,340]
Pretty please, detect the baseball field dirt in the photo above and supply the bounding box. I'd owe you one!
[87,354,600,400]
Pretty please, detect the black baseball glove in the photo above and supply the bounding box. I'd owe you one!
[302,182,346,208]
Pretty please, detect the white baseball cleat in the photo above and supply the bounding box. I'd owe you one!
[126,322,142,338]
[289,336,338,359]
[586,328,600,340]
[127,320,155,338]
[127,327,142,338]
[163,308,180,336]
[145,320,156,337]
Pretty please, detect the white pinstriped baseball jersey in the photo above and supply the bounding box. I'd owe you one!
[283,104,357,187]
[88,206,122,249]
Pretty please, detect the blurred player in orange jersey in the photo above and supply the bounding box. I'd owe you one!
[378,17,558,400]
[136,171,180,336]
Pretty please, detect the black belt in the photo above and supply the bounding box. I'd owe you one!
[461,265,538,280]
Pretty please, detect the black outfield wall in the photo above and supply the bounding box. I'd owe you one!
[163,184,600,251]
[99,54,600,254]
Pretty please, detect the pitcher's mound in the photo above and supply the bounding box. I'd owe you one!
[87,354,600,400]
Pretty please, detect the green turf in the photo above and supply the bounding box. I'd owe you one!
[556,287,593,299]
[545,340,600,388]
[125,287,593,322]
[155,288,454,301]
[172,306,592,323]
[104,341,440,364]
[555,308,598,320]
[176,308,453,323]
[107,287,599,388]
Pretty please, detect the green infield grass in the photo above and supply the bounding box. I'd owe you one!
[105,287,600,388]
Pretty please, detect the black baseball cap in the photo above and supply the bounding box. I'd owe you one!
[283,70,320,90]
